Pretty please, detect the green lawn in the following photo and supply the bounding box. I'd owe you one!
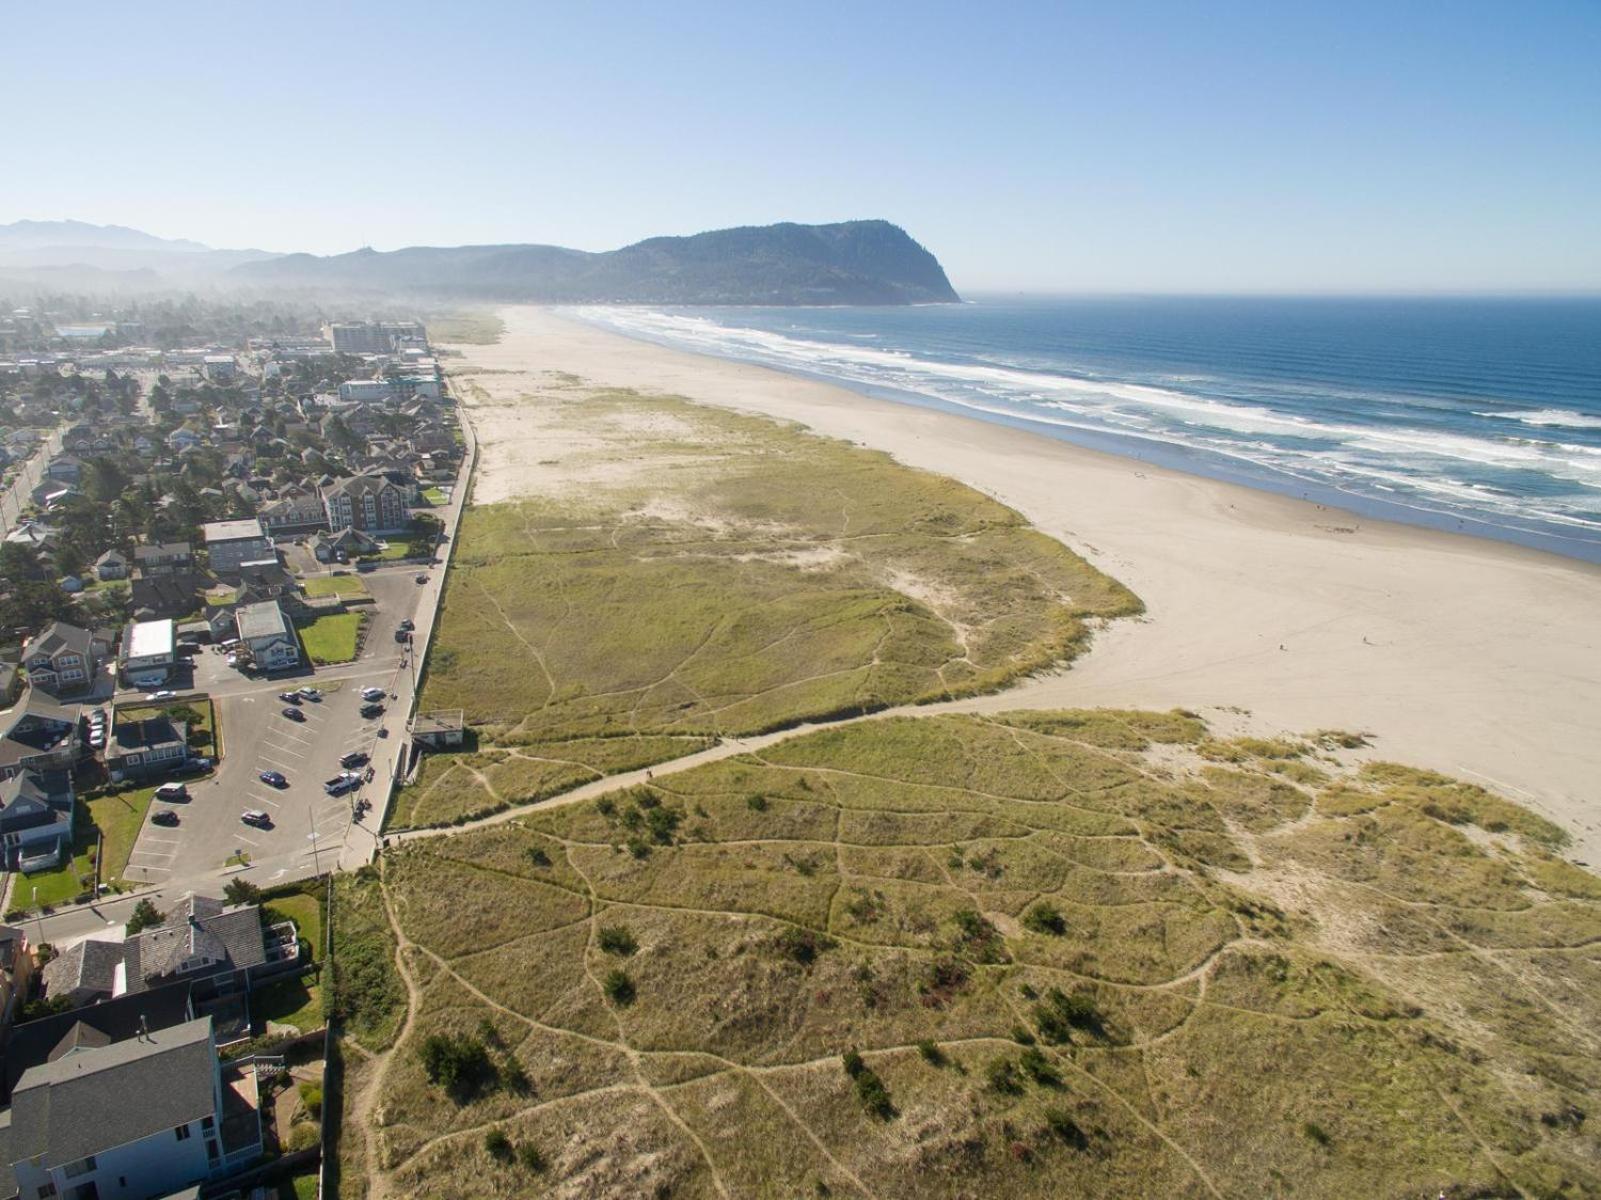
[422,486,449,506]
[254,972,324,1036]
[265,885,326,961]
[302,575,370,598]
[297,613,362,664]
[360,541,415,562]
[17,783,161,910]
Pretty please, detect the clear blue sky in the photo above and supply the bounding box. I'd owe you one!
[5,0,1598,291]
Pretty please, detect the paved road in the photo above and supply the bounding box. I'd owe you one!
[0,428,64,538]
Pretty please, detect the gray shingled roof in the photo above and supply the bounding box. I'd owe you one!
[9,1017,217,1170]
[20,621,92,663]
[41,939,123,1001]
[124,897,266,992]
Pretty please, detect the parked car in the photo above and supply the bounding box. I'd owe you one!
[175,756,213,774]
[360,687,385,702]
[340,750,370,768]
[151,810,179,827]
[259,770,287,787]
[414,573,428,584]
[144,689,177,701]
[241,809,272,828]
[278,691,302,704]
[399,619,415,632]
[298,686,322,700]
[393,629,411,643]
[154,782,188,802]
[323,775,357,796]
[360,702,385,718]
[282,707,306,722]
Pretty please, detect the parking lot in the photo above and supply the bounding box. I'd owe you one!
[120,564,428,888]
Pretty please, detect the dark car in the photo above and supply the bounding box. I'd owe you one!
[151,809,179,827]
[340,751,370,768]
[360,702,385,718]
[259,770,288,787]
[241,809,273,828]
[278,691,301,704]
[414,573,428,584]
[173,757,212,776]
[282,707,306,722]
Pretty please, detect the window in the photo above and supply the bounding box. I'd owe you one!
[174,1124,192,1141]
[201,1116,214,1132]
[36,1185,56,1198]
[64,1156,95,1178]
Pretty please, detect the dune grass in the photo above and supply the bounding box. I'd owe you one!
[397,388,1138,828]
[342,708,1601,1199]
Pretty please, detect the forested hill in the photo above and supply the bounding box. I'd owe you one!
[230,220,960,305]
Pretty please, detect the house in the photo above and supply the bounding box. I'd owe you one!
[310,526,379,563]
[199,519,273,579]
[257,492,326,535]
[201,354,236,381]
[0,770,75,874]
[336,379,394,404]
[0,695,79,782]
[166,428,202,452]
[0,926,35,1035]
[322,473,408,534]
[94,549,130,581]
[20,622,98,696]
[105,714,188,782]
[132,542,193,576]
[58,575,84,595]
[120,619,176,688]
[42,455,82,486]
[1,1016,263,1200]
[2,522,57,553]
[41,894,285,1007]
[129,572,203,622]
[234,601,299,672]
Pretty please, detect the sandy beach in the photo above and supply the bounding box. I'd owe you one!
[450,305,1601,861]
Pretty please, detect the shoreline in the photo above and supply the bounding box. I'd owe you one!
[449,306,1601,862]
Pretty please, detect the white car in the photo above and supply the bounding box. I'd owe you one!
[145,690,177,701]
[360,687,386,702]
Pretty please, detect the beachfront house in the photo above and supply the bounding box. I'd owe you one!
[234,600,299,672]
[0,1016,264,1200]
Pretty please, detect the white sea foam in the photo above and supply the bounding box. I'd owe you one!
[1476,408,1601,430]
[565,306,1601,540]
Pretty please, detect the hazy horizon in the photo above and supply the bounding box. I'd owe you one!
[4,0,1598,293]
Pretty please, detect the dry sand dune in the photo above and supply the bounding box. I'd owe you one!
[450,306,1601,862]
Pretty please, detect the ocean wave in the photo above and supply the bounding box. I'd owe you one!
[1476,408,1601,430]
[564,306,1601,544]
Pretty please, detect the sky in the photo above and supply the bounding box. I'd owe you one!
[4,0,1599,292]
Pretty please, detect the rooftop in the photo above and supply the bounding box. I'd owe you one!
[125,617,176,660]
[235,600,289,640]
[200,518,266,544]
[9,1017,217,1170]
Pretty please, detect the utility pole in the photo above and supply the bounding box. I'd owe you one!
[307,807,322,877]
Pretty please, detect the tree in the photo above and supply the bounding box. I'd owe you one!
[125,899,165,936]
[224,878,262,907]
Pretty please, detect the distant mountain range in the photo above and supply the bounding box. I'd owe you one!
[0,220,275,283]
[232,220,960,304]
[0,218,959,305]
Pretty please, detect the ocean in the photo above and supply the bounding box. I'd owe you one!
[566,296,1601,564]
